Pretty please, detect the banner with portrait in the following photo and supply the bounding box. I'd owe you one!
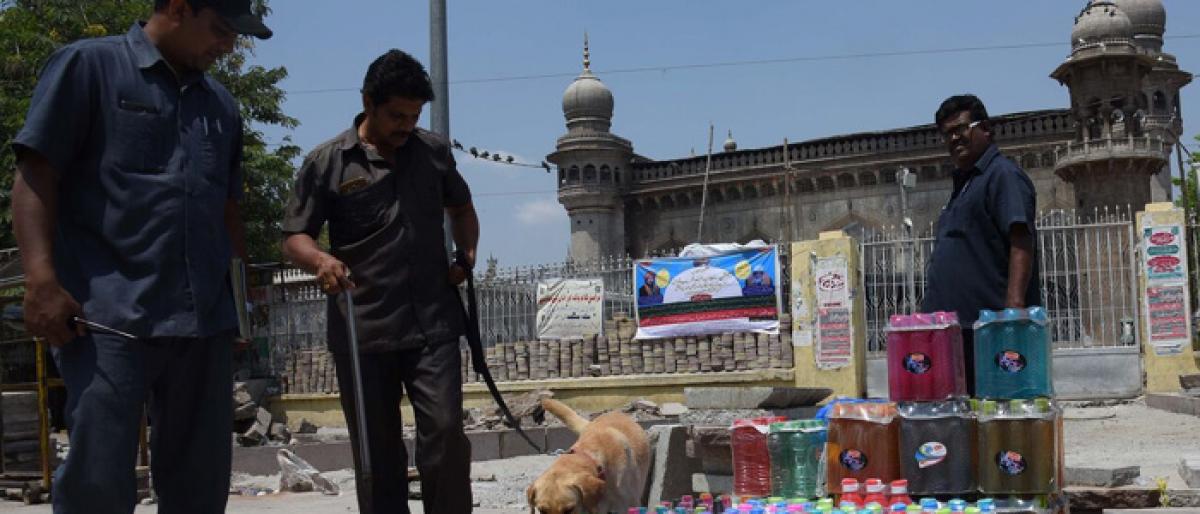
[633,246,781,339]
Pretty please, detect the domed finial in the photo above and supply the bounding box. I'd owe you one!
[723,130,737,152]
[583,32,591,71]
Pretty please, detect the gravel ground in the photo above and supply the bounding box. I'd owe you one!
[3,400,1198,512]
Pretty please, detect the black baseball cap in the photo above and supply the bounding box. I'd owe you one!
[191,0,273,39]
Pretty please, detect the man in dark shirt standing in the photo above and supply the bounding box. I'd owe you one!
[282,49,479,514]
[922,95,1041,395]
[10,1,271,512]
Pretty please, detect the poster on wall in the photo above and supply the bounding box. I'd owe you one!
[633,246,781,339]
[536,279,604,340]
[1146,284,1187,356]
[813,256,854,369]
[1143,226,1186,282]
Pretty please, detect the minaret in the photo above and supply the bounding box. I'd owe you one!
[546,34,635,262]
[1051,0,1169,213]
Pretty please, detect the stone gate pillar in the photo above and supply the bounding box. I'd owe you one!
[789,231,867,398]
[1136,202,1200,392]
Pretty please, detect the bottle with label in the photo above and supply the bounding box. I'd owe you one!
[975,399,1059,494]
[887,480,912,507]
[973,307,1053,399]
[838,479,863,508]
[826,403,901,492]
[767,419,827,499]
[862,479,888,507]
[897,401,977,495]
[885,312,967,401]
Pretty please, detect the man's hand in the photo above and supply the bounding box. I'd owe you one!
[24,278,85,347]
[448,250,475,286]
[316,253,355,295]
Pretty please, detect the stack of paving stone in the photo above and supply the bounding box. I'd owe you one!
[280,350,338,394]
[456,314,795,384]
[1,392,59,474]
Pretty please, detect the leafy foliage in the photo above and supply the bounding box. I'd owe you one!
[0,0,299,262]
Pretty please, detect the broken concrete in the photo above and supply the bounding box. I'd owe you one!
[237,407,273,447]
[645,425,692,507]
[296,418,319,434]
[277,448,340,495]
[1065,465,1140,487]
[658,402,688,417]
[678,407,819,427]
[1180,455,1200,488]
[269,422,291,443]
[690,426,733,475]
[1065,488,1162,511]
[692,472,733,495]
[684,386,831,409]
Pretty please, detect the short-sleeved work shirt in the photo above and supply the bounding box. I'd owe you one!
[922,144,1041,326]
[281,116,471,354]
[12,23,244,338]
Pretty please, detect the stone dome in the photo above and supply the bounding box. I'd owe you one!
[723,130,737,152]
[1071,0,1134,46]
[562,69,613,121]
[1113,0,1165,37]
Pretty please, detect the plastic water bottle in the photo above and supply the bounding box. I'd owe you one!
[947,499,966,513]
[977,499,995,513]
[919,498,938,514]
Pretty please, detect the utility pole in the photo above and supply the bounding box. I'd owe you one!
[696,124,715,244]
[897,168,917,313]
[430,0,453,255]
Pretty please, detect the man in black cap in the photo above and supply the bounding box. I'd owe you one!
[10,1,270,512]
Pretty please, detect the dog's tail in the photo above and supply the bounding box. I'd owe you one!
[540,398,589,434]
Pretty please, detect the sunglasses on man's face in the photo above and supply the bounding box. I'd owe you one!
[939,120,982,145]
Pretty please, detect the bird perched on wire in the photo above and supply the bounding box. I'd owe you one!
[452,139,464,150]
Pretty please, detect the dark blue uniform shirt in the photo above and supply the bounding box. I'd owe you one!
[922,144,1041,326]
[13,23,244,338]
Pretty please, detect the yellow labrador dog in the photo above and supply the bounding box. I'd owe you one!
[527,399,651,514]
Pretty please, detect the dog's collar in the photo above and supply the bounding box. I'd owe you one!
[567,446,605,481]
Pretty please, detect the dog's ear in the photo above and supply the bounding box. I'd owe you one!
[573,474,606,512]
[526,484,537,514]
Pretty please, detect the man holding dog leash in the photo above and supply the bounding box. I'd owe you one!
[282,49,479,514]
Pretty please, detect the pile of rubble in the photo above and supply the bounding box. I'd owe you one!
[1,391,61,473]
[231,379,291,447]
[460,390,681,433]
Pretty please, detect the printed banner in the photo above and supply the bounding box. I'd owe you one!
[536,279,604,340]
[1143,226,1186,282]
[633,246,781,339]
[814,256,854,369]
[1146,284,1187,356]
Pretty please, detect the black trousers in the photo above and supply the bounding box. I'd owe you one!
[51,331,233,514]
[333,339,473,514]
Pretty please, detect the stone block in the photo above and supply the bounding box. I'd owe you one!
[499,427,547,459]
[1181,373,1200,391]
[1065,465,1140,487]
[684,387,832,409]
[468,430,501,461]
[236,407,272,446]
[678,407,819,427]
[646,425,692,507]
[690,425,733,475]
[1064,487,1161,511]
[545,426,579,453]
[1180,455,1200,488]
[692,472,734,495]
[1146,393,1200,417]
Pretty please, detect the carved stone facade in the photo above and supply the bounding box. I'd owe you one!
[548,1,1189,262]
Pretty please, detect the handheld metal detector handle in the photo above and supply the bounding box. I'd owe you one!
[344,291,373,482]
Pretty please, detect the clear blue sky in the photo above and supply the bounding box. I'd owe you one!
[248,1,1200,267]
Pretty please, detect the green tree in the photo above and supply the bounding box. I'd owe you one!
[0,0,299,262]
[1175,134,1200,214]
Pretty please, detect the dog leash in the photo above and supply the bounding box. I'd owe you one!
[455,251,545,453]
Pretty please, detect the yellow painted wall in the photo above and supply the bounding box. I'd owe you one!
[268,369,794,429]
[789,231,867,398]
[1137,203,1200,392]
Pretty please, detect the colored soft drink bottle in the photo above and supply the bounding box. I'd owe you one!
[973,307,1053,399]
[862,479,887,507]
[733,418,787,498]
[886,312,967,401]
[838,479,863,508]
[768,420,827,498]
[826,403,901,490]
[888,480,912,507]
[975,399,1059,494]
[897,402,977,495]
[947,499,966,512]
